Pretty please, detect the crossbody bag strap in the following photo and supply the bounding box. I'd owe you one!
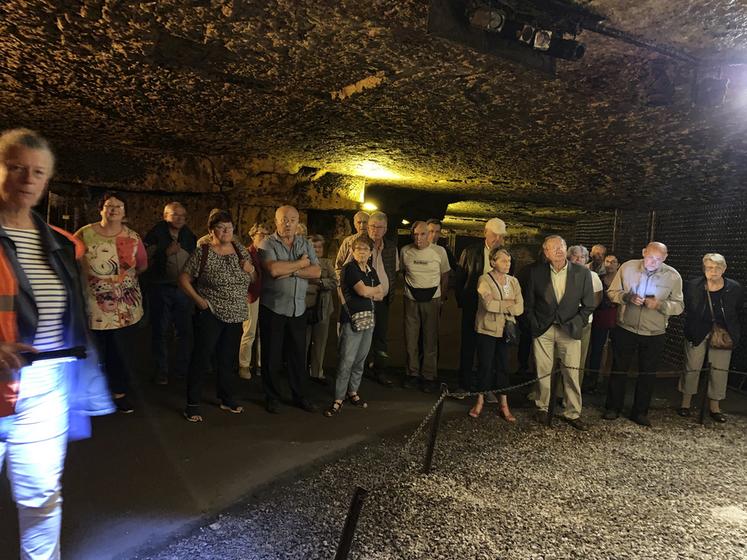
[705,287,716,323]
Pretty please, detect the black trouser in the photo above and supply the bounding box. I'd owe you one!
[475,333,510,393]
[368,298,390,373]
[586,324,613,387]
[517,315,532,372]
[93,325,136,394]
[458,306,478,390]
[149,283,193,378]
[259,305,308,403]
[186,309,241,406]
[605,326,665,416]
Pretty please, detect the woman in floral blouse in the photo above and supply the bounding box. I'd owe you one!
[178,210,256,422]
[75,192,147,413]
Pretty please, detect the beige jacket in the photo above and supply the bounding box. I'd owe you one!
[475,273,524,338]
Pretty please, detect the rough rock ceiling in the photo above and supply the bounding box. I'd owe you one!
[2,0,747,224]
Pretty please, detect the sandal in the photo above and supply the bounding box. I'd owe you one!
[219,401,244,414]
[499,405,517,423]
[183,405,203,423]
[323,401,343,417]
[468,403,483,418]
[347,393,368,408]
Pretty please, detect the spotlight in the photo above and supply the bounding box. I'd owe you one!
[533,30,552,51]
[467,6,506,33]
[362,202,378,212]
[401,219,410,225]
[547,37,585,60]
[518,24,535,44]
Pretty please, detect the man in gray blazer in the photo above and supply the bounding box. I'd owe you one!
[524,235,596,430]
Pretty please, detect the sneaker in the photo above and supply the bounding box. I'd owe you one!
[265,399,280,414]
[535,410,549,424]
[485,391,498,404]
[449,387,468,400]
[310,376,329,386]
[676,407,691,417]
[238,367,252,380]
[403,376,420,390]
[114,395,134,414]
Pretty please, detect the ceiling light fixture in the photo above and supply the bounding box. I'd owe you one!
[362,202,378,212]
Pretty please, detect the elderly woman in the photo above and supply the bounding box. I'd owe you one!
[305,234,337,385]
[0,129,112,558]
[324,234,382,417]
[679,253,743,422]
[179,210,256,422]
[238,222,268,380]
[75,191,147,414]
[470,248,524,421]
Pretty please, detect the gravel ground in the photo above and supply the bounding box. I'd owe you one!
[141,404,747,560]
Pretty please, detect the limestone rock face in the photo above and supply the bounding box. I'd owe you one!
[1,1,747,230]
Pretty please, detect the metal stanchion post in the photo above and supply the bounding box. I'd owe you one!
[334,486,369,560]
[547,368,559,427]
[422,385,447,474]
[698,363,711,425]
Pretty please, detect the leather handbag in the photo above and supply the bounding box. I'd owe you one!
[706,289,733,350]
[488,273,519,345]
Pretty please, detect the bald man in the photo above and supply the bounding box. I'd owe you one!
[604,242,684,426]
[258,205,321,413]
[144,202,197,384]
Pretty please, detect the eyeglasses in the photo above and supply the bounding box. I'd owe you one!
[103,204,124,210]
[213,224,234,232]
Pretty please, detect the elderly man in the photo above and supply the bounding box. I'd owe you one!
[258,205,321,413]
[588,244,607,275]
[334,210,369,278]
[426,218,458,277]
[567,245,603,386]
[401,221,450,392]
[455,218,508,393]
[604,241,683,426]
[144,202,196,385]
[524,235,595,430]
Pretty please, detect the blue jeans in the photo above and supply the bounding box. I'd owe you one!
[150,283,193,378]
[0,364,68,560]
[335,322,374,401]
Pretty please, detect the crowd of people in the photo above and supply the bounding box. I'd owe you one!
[0,127,744,557]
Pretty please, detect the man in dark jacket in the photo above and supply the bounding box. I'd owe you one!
[144,202,197,384]
[524,235,595,430]
[455,217,507,392]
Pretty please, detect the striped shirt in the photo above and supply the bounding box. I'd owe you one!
[5,227,67,351]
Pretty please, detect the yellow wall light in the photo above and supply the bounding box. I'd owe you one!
[356,161,404,180]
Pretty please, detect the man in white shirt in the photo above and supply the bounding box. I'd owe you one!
[401,222,450,393]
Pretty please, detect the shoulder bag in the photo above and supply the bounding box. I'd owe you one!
[706,288,733,350]
[488,274,519,345]
[343,266,376,332]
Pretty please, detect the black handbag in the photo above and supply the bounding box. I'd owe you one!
[488,273,519,345]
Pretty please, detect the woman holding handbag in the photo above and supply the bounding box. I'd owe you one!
[324,234,382,417]
[678,253,743,422]
[470,247,524,421]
